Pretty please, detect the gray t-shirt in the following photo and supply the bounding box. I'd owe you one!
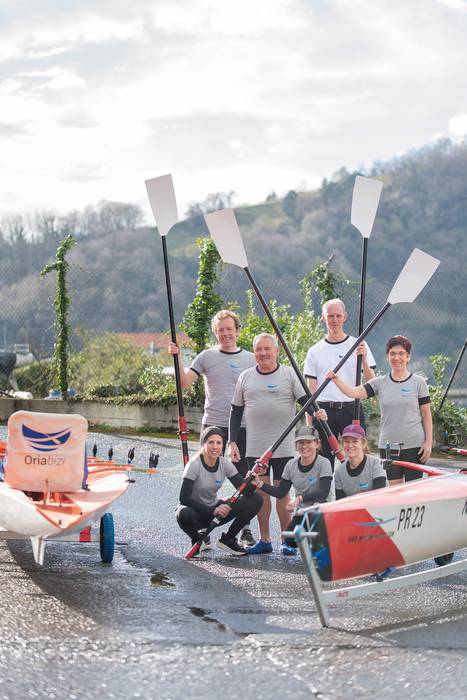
[232,364,305,458]
[365,373,431,449]
[191,347,255,426]
[182,454,237,508]
[335,455,387,497]
[283,454,334,502]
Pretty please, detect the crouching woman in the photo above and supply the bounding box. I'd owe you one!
[334,424,387,499]
[252,426,333,555]
[176,426,263,556]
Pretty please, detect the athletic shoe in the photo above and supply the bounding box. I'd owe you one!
[199,534,212,552]
[216,534,247,556]
[280,542,297,556]
[246,540,273,554]
[239,528,255,547]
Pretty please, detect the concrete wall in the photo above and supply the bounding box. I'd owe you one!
[0,398,204,432]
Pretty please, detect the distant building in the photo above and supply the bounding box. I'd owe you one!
[118,332,193,364]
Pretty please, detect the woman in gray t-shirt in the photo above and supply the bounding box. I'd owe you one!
[334,424,387,498]
[175,426,262,556]
[327,335,432,485]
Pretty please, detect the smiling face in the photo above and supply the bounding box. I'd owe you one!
[254,337,279,372]
[343,436,365,465]
[387,344,410,373]
[322,302,347,337]
[202,434,224,463]
[213,316,240,352]
[296,438,319,463]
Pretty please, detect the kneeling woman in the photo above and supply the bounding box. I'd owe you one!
[335,424,387,499]
[176,426,263,556]
[252,426,333,555]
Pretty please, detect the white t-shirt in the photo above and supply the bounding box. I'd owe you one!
[303,335,375,402]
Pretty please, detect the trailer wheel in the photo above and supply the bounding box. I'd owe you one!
[100,512,115,563]
[434,552,454,567]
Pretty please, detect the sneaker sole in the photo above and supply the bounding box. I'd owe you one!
[216,541,247,556]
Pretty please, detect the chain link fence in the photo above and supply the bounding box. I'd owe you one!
[0,262,465,404]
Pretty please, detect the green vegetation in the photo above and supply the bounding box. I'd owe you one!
[40,235,76,396]
[429,354,467,443]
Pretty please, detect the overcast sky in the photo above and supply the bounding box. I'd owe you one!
[1,0,467,222]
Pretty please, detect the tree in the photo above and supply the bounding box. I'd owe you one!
[40,235,76,397]
[282,190,298,221]
[185,191,236,219]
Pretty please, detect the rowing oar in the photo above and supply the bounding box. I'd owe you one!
[244,248,440,469]
[204,208,345,463]
[145,174,189,465]
[350,175,383,424]
[438,339,466,412]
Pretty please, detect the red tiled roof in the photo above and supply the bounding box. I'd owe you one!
[119,332,191,349]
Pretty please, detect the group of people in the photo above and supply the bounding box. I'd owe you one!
[171,299,433,557]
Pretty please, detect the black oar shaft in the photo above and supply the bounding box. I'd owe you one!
[161,236,189,465]
[262,302,391,459]
[243,267,344,461]
[439,339,467,411]
[354,238,369,421]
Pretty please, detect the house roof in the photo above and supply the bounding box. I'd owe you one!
[119,332,191,350]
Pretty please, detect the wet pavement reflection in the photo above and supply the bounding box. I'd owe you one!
[0,428,466,699]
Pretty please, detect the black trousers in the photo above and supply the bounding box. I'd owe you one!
[315,403,367,468]
[201,424,248,477]
[379,446,424,481]
[176,492,263,543]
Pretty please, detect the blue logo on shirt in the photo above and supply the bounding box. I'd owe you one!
[229,362,242,372]
[400,387,412,395]
[308,476,316,483]
[267,384,279,393]
[358,482,369,490]
[215,479,223,486]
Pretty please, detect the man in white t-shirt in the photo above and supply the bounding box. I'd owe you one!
[303,298,376,466]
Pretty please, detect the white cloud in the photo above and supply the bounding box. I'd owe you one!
[449,114,467,136]
[0,0,467,217]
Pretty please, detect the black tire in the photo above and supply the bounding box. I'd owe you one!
[100,512,115,563]
[434,552,454,567]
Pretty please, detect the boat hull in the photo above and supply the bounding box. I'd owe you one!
[309,473,467,581]
[0,472,128,539]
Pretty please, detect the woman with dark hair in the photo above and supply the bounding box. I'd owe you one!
[326,335,433,484]
[176,426,262,556]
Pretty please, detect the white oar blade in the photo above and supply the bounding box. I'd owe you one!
[204,208,248,269]
[145,174,179,237]
[388,248,440,305]
[351,175,383,239]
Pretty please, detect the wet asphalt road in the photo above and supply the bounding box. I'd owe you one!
[0,430,467,700]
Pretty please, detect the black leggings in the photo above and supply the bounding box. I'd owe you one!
[176,492,263,543]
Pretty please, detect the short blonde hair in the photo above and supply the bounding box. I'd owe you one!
[211,309,241,334]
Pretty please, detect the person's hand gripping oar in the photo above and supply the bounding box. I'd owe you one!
[204,207,345,463]
[145,174,190,465]
[350,175,383,424]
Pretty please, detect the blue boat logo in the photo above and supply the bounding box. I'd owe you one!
[352,516,397,528]
[400,387,412,395]
[358,482,369,489]
[267,384,279,393]
[229,363,241,371]
[22,424,71,452]
[215,479,223,486]
[308,476,316,483]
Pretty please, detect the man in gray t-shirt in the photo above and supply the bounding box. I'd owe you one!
[168,309,255,476]
[229,333,326,554]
